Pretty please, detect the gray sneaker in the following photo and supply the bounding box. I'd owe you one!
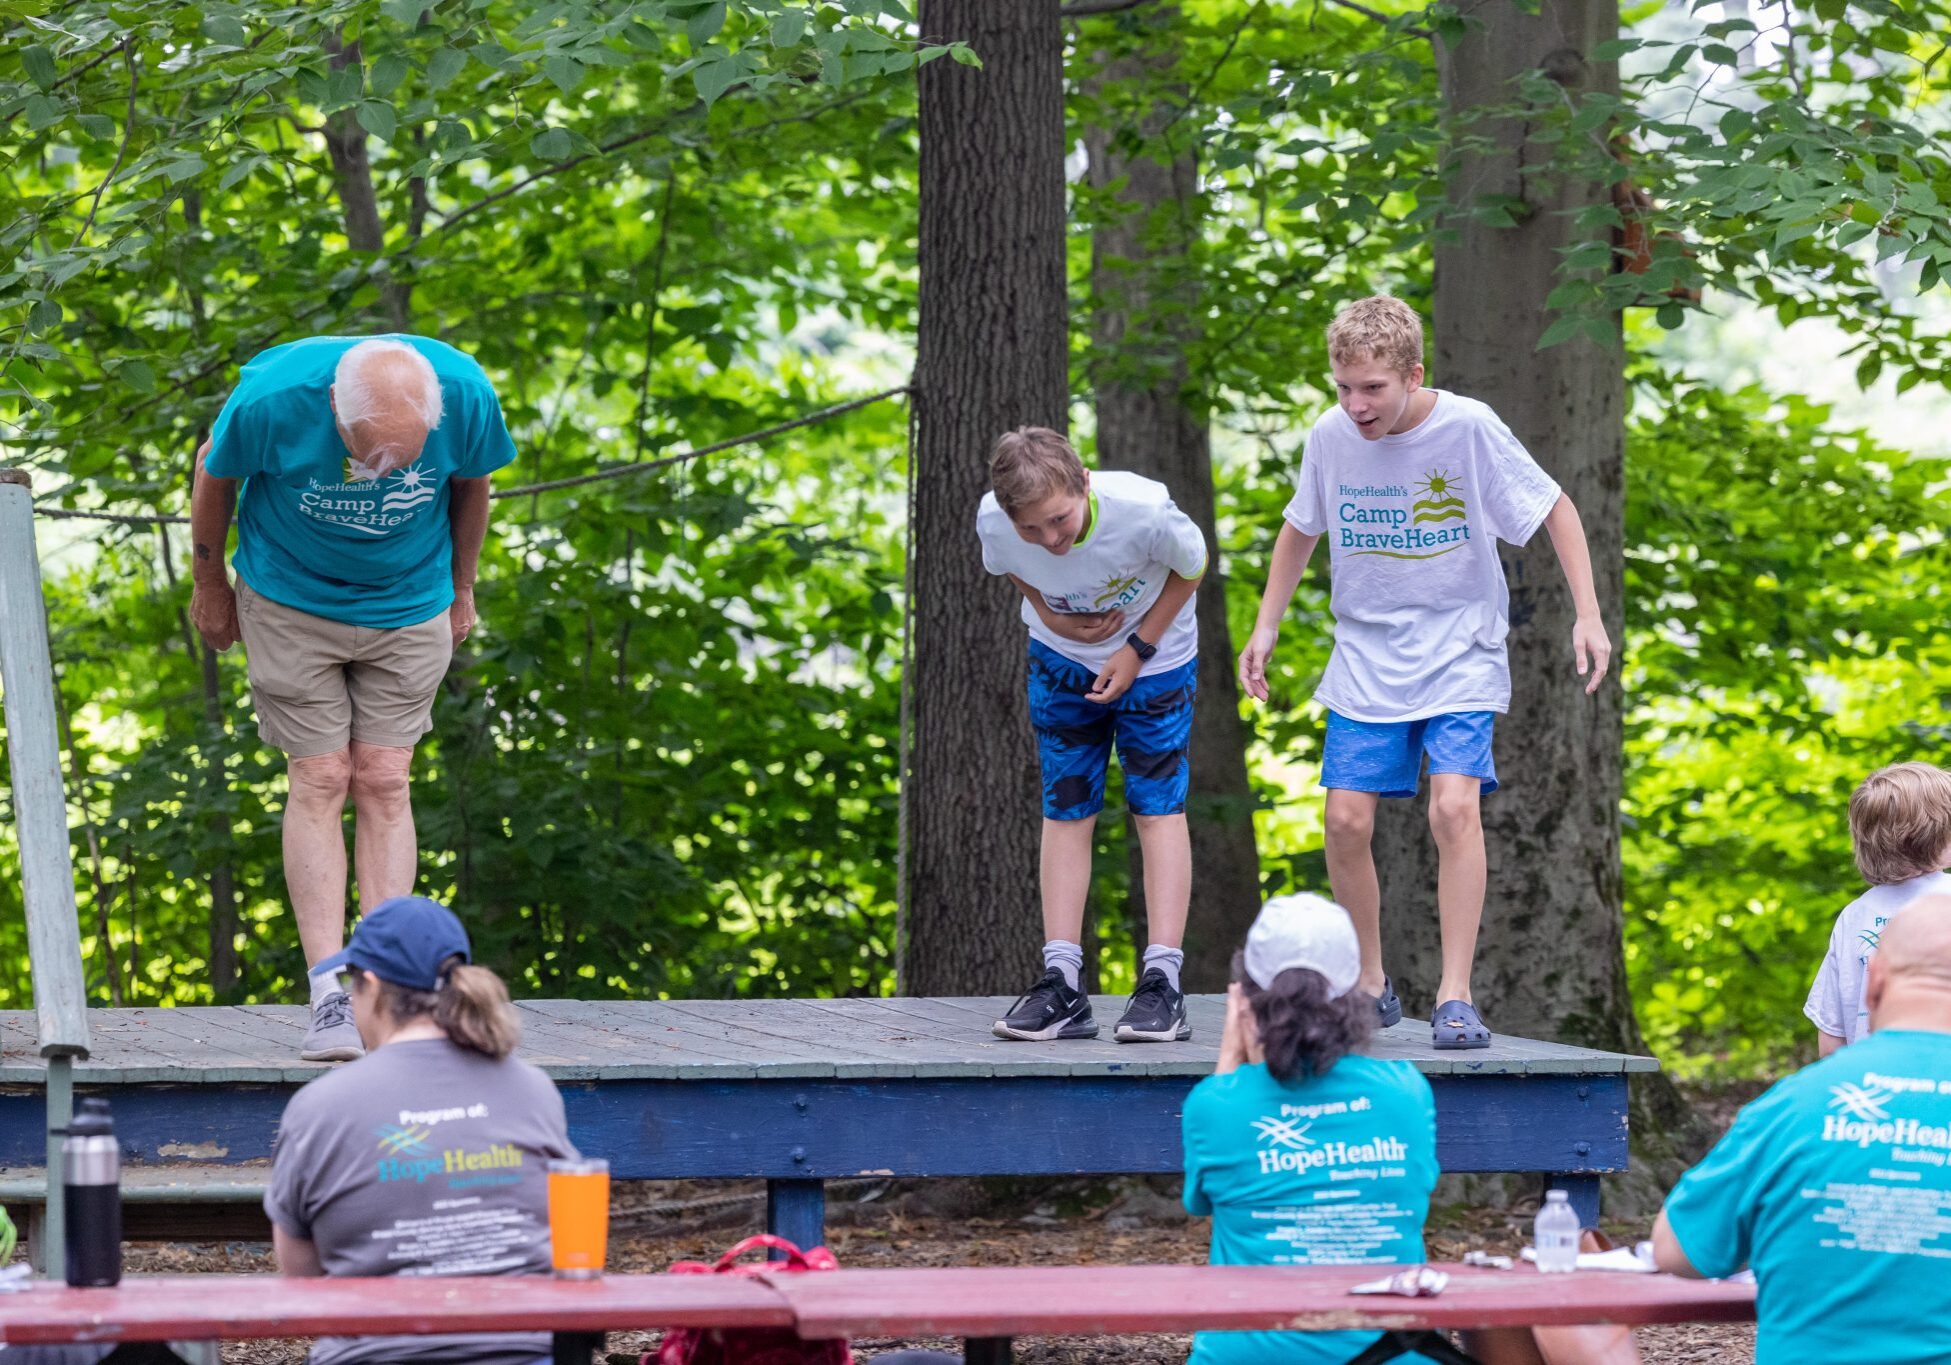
[301,992,366,1062]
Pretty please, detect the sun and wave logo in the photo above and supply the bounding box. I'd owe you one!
[1858,927,1882,953]
[1412,470,1467,526]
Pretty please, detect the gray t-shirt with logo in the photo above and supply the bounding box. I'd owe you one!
[264,1037,578,1365]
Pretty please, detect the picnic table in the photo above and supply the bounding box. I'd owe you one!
[1,997,1658,1252]
[0,1264,1757,1365]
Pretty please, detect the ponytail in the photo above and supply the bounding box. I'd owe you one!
[376,954,522,1059]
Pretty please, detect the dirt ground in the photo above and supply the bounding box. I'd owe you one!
[111,1170,1754,1365]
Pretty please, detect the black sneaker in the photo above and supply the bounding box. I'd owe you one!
[1114,968,1190,1043]
[992,969,1099,1041]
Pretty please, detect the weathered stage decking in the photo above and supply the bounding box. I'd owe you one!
[1,996,1657,1242]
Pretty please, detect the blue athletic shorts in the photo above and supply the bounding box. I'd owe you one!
[1027,640,1197,821]
[1320,708,1498,799]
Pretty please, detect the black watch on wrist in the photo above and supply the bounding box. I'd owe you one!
[1125,632,1158,662]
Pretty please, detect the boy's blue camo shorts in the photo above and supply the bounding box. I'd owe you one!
[1027,639,1198,821]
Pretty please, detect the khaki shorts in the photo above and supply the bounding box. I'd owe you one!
[235,580,454,759]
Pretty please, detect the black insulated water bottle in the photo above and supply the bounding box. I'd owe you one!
[62,1096,122,1287]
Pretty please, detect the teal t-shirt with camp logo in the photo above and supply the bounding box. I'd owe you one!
[205,334,517,629]
[1181,1055,1441,1365]
[1664,1029,1951,1364]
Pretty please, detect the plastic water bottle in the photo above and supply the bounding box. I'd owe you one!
[62,1096,122,1287]
[1533,1189,1581,1274]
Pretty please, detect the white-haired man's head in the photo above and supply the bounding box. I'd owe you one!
[330,339,444,480]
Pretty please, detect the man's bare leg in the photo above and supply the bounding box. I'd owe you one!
[285,749,354,969]
[349,740,418,910]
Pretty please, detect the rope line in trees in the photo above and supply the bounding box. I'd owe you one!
[28,386,913,528]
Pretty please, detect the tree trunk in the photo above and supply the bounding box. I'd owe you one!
[1376,2,1632,1051]
[1082,6,1260,992]
[901,0,1068,995]
[322,35,411,331]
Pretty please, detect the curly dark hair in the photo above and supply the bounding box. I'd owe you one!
[1232,949,1375,1083]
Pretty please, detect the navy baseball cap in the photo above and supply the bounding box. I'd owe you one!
[311,895,471,991]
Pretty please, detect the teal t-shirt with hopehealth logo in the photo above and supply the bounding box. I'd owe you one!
[1181,1055,1440,1365]
[1663,1029,1951,1364]
[204,335,517,629]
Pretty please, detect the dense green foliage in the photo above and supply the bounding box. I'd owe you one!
[2,0,1949,1075]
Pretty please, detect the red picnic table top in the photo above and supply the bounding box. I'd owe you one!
[0,1264,1757,1346]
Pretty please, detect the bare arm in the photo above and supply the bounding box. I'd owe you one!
[1650,1208,1705,1278]
[189,439,241,652]
[1005,572,1126,646]
[1132,567,1201,648]
[1818,1030,1844,1058]
[1542,494,1611,695]
[447,475,491,645]
[1237,521,1322,702]
[272,1224,325,1277]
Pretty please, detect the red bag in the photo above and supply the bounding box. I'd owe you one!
[655,1234,853,1365]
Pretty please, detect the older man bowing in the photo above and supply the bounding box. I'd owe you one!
[190,335,515,1061]
[1654,899,1951,1364]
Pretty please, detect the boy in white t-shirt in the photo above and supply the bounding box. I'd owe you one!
[1805,762,1951,1053]
[977,427,1209,1043]
[1236,297,1611,1049]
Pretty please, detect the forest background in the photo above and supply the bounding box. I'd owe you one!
[3,0,1950,1085]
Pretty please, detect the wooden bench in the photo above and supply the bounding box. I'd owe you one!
[0,998,1659,1253]
[0,1263,1756,1365]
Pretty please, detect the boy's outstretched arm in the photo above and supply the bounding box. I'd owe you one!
[1237,521,1321,703]
[1542,494,1611,696]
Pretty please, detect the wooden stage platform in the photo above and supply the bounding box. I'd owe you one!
[0,995,1658,1243]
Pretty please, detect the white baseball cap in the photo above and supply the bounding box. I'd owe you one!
[1242,893,1362,998]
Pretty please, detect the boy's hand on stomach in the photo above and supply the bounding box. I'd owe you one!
[1050,608,1125,644]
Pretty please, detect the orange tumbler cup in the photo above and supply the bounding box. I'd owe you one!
[547,1157,610,1279]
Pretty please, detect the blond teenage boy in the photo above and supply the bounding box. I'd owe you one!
[1805,762,1951,1054]
[977,427,1208,1043]
[1237,297,1610,1050]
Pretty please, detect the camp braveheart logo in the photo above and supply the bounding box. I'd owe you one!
[1336,469,1473,561]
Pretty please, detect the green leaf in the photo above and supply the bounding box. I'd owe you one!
[328,65,364,108]
[544,55,582,95]
[119,359,155,393]
[693,57,740,105]
[1535,315,1585,349]
[356,99,396,141]
[28,299,61,333]
[425,46,468,90]
[1702,43,1739,66]
[371,53,411,97]
[202,15,249,46]
[381,0,426,24]
[530,127,573,160]
[1589,38,1642,61]
[949,42,981,67]
[771,10,808,47]
[163,155,206,183]
[1656,302,1685,330]
[687,1,727,46]
[1855,353,1882,388]
[74,113,114,140]
[217,157,260,191]
[24,94,62,130]
[20,45,58,91]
